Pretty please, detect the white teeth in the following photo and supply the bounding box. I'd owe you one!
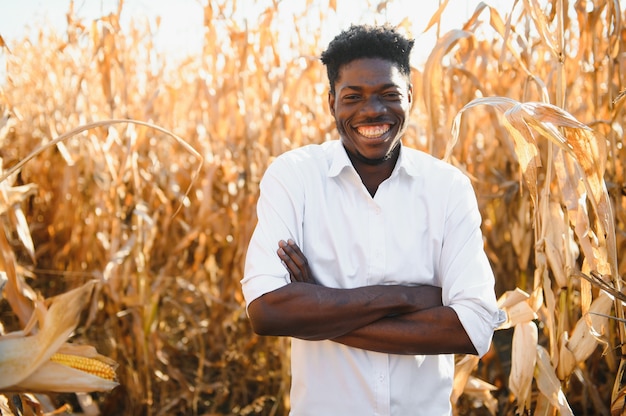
[357,124,390,138]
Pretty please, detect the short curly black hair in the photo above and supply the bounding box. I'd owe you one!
[320,24,414,94]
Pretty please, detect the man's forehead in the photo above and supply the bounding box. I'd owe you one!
[335,59,409,88]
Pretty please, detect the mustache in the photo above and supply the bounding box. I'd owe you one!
[361,116,393,124]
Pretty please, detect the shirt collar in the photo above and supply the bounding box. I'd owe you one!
[327,141,421,178]
[328,142,353,178]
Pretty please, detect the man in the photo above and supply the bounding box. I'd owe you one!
[241,24,505,415]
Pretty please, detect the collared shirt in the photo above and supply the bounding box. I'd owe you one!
[242,140,505,416]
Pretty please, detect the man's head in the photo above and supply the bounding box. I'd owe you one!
[321,25,414,167]
[320,24,414,95]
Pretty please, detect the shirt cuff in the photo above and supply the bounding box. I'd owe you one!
[240,274,289,310]
[450,304,507,357]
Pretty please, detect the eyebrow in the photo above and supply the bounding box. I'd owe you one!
[341,83,400,92]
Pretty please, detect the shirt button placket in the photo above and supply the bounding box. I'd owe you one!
[369,202,385,278]
[372,354,391,416]
[369,203,390,415]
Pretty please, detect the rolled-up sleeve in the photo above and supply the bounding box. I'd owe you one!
[241,157,303,308]
[440,174,506,357]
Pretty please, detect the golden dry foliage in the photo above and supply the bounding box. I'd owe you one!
[0,0,624,415]
[437,1,625,415]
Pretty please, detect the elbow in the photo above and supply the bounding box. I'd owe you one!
[249,315,274,336]
[465,342,479,356]
[247,297,279,336]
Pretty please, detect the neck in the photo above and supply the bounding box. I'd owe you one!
[346,144,400,197]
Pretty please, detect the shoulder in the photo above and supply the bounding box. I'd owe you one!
[267,141,337,175]
[401,146,470,185]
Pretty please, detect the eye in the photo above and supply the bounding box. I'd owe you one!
[340,94,363,104]
[383,91,402,100]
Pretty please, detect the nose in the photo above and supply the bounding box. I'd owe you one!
[360,95,387,116]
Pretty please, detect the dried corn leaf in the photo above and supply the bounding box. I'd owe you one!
[497,287,531,309]
[496,287,537,329]
[606,0,621,60]
[523,0,560,56]
[509,321,538,413]
[500,300,537,330]
[566,292,612,362]
[424,29,473,152]
[510,197,533,270]
[526,105,607,216]
[422,0,450,33]
[462,376,499,415]
[461,2,491,32]
[536,345,573,415]
[452,354,479,404]
[612,359,626,416]
[452,97,543,202]
[557,332,577,381]
[553,144,614,286]
[542,201,577,289]
[0,218,36,327]
[0,159,38,263]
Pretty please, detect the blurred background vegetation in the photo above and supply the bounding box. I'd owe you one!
[1,0,625,414]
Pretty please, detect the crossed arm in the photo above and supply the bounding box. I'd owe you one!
[246,239,478,355]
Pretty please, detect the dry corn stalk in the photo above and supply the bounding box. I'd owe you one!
[0,156,38,327]
[450,97,620,413]
[1,0,624,413]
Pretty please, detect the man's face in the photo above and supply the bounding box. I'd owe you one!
[328,57,412,165]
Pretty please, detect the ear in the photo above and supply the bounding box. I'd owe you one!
[407,83,413,106]
[328,91,336,117]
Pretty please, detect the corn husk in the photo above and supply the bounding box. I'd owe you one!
[0,280,118,392]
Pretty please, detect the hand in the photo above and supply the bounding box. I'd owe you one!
[277,239,317,284]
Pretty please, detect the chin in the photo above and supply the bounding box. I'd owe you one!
[356,152,392,166]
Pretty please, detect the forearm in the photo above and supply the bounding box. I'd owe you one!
[247,282,441,340]
[332,306,478,355]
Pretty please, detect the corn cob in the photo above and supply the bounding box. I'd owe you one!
[50,353,117,381]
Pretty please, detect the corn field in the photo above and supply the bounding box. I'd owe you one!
[0,0,625,414]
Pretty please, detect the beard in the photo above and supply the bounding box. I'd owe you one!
[346,143,400,166]
[336,121,402,166]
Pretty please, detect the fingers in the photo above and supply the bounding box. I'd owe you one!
[279,239,306,265]
[277,239,314,283]
[278,240,303,279]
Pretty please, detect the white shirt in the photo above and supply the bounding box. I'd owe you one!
[242,140,505,416]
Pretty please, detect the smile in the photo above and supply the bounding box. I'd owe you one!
[356,124,391,139]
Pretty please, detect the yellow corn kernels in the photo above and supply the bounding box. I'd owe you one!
[50,353,117,381]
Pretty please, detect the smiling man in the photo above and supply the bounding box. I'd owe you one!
[241,24,505,416]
